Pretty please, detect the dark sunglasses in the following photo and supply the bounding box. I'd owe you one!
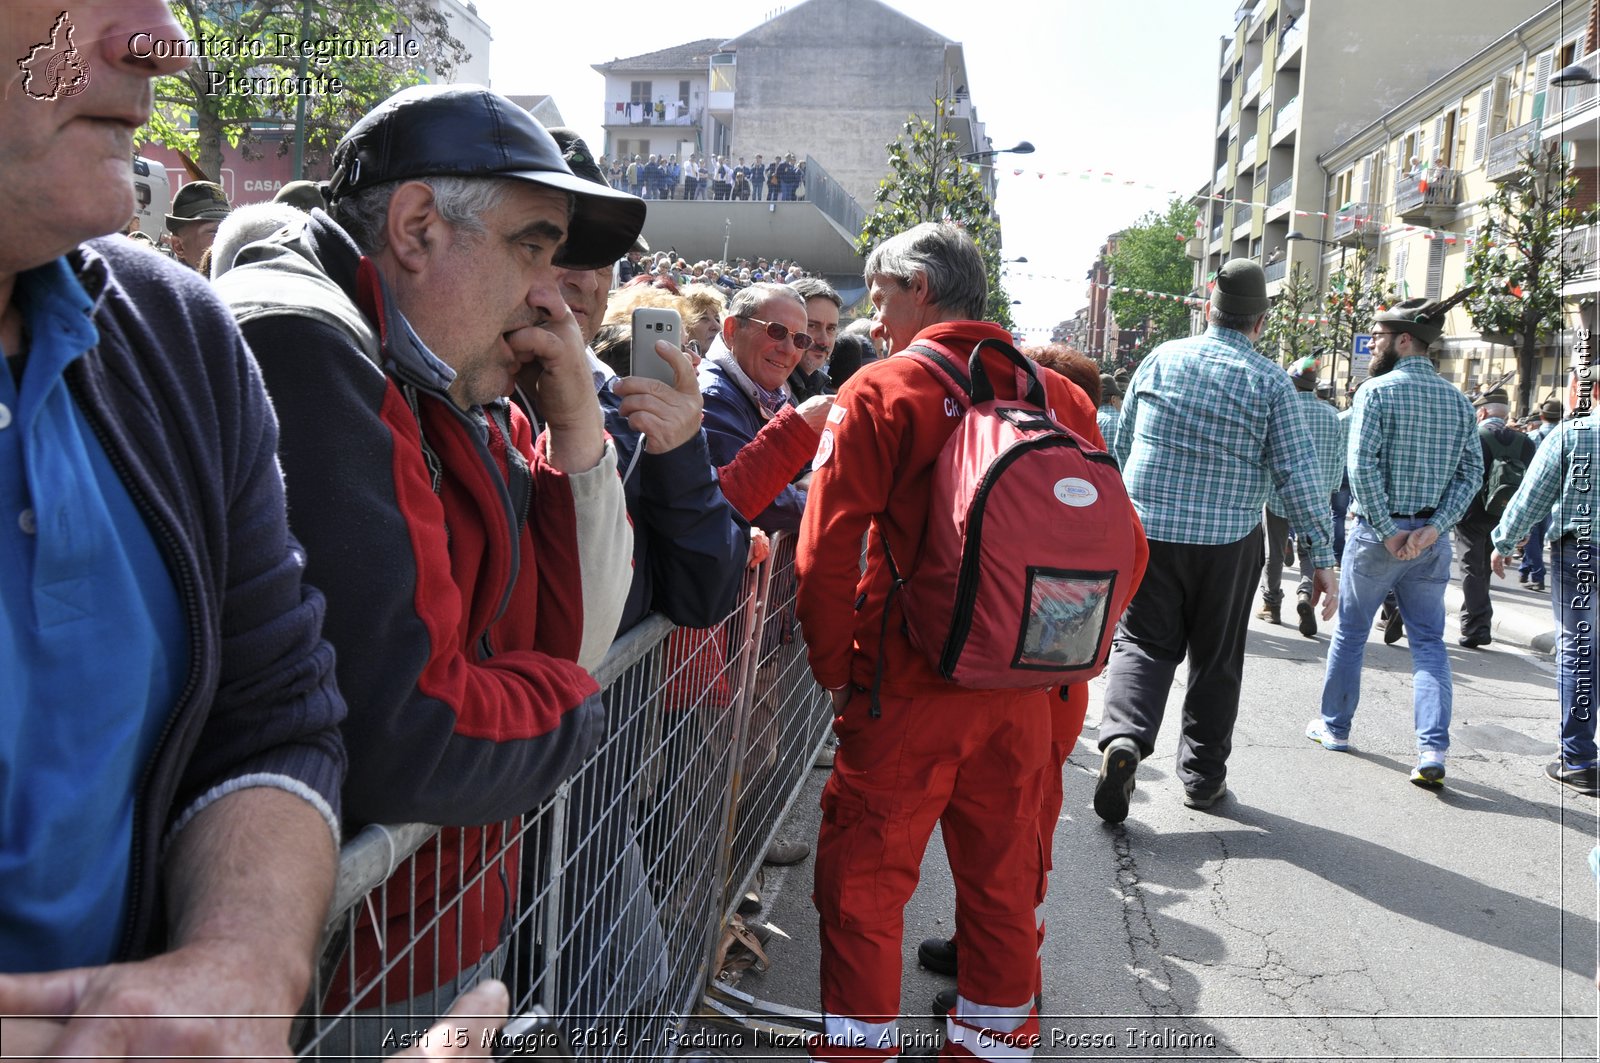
[738,315,815,352]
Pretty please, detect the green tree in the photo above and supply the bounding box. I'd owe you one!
[1465,143,1598,414]
[1322,244,1397,392]
[1104,199,1199,354]
[1261,263,1322,367]
[138,1,468,181]
[857,97,1013,331]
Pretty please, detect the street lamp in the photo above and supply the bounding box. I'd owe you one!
[1004,256,1029,263]
[959,141,1035,162]
[1552,64,1598,87]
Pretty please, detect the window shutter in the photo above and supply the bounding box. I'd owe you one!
[1393,243,1410,298]
[1473,85,1493,162]
[1425,239,1447,299]
[1533,50,1554,121]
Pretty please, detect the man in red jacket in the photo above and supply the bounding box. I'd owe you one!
[797,223,1145,1061]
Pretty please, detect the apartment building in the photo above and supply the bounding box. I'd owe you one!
[1194,0,1543,306]
[1316,0,1594,400]
[592,0,989,208]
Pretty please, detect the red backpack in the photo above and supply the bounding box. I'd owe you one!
[875,339,1139,704]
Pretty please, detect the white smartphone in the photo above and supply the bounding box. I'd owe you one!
[630,307,682,386]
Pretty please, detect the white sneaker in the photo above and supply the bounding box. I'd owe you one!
[1306,719,1350,752]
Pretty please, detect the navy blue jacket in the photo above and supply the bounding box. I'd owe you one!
[698,357,809,532]
[63,238,347,960]
[598,385,747,632]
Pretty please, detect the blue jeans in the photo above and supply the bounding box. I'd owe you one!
[1520,514,1549,584]
[1319,517,1453,752]
[1331,486,1351,560]
[1552,537,1598,768]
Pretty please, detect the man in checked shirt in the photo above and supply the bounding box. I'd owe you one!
[1308,295,1483,787]
[1094,259,1337,822]
[1490,368,1600,796]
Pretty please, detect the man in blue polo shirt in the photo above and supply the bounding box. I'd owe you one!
[0,3,347,1058]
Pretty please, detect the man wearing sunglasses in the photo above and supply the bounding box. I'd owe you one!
[698,282,834,533]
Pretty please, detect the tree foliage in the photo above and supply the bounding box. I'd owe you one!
[137,0,468,181]
[1104,199,1200,358]
[857,97,1013,331]
[1260,263,1321,366]
[1465,143,1598,413]
[1322,243,1397,390]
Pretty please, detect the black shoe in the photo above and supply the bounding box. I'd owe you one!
[1546,760,1600,796]
[1383,609,1405,645]
[1183,780,1228,809]
[917,936,957,976]
[1296,594,1317,638]
[931,987,957,1024]
[1458,634,1491,649]
[1531,582,1547,592]
[1093,737,1140,824]
[737,890,761,916]
[763,837,811,866]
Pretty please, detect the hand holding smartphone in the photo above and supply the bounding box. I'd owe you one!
[630,307,682,385]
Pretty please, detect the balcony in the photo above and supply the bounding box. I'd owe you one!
[1273,95,1300,136]
[605,100,698,128]
[1487,121,1541,182]
[1216,162,1229,189]
[1394,168,1461,223]
[1233,202,1255,236]
[1277,22,1303,65]
[1185,235,1207,259]
[1264,259,1288,283]
[1563,224,1600,291]
[1238,135,1258,170]
[1222,38,1237,74]
[1331,202,1381,244]
[1211,220,1225,243]
[1243,65,1263,102]
[1544,49,1600,143]
[1218,102,1233,133]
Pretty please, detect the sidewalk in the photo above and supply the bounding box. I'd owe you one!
[1443,568,1557,653]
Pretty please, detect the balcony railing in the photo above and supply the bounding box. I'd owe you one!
[1216,163,1229,189]
[1270,177,1294,206]
[1211,221,1224,242]
[1219,102,1233,131]
[1394,168,1461,217]
[1264,259,1288,283]
[1274,95,1300,133]
[1548,49,1600,125]
[801,154,864,243]
[1238,135,1258,170]
[605,100,698,127]
[1331,202,1380,242]
[1243,65,1263,100]
[1278,22,1304,62]
[1233,203,1255,231]
[1487,121,1542,182]
[1563,223,1600,283]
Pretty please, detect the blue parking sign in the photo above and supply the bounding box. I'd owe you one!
[1352,333,1373,381]
[1354,333,1373,357]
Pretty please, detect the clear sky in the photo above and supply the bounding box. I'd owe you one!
[472,0,1241,336]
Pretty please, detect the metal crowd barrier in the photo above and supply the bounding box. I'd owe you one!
[295,531,833,1060]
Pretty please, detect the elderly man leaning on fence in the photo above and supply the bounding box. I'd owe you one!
[0,4,347,1060]
[211,85,642,1047]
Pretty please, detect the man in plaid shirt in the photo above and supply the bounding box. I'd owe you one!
[1095,260,1336,822]
[1490,371,1599,795]
[1308,297,1483,787]
[1258,357,1346,637]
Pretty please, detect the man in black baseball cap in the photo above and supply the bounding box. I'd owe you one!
[212,85,645,1054]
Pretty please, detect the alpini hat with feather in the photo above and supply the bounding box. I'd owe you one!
[1372,287,1475,346]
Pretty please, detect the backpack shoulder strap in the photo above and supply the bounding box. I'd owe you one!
[903,342,973,410]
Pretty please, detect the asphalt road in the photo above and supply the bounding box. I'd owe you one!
[727,555,1599,1062]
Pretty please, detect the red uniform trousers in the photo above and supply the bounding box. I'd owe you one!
[811,685,1051,1062]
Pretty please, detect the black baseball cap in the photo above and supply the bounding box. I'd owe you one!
[327,85,646,269]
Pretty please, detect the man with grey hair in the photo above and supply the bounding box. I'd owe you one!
[1095,259,1337,823]
[796,222,1117,1061]
[1454,388,1535,648]
[212,84,643,1047]
[787,276,841,402]
[698,281,834,532]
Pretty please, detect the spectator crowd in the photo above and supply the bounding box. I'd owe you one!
[4,8,1595,1062]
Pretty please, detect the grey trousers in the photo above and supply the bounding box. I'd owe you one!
[1455,514,1496,642]
[1261,508,1314,604]
[1100,530,1264,791]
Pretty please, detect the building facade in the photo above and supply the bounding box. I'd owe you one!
[1192,0,1548,314]
[1314,0,1594,405]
